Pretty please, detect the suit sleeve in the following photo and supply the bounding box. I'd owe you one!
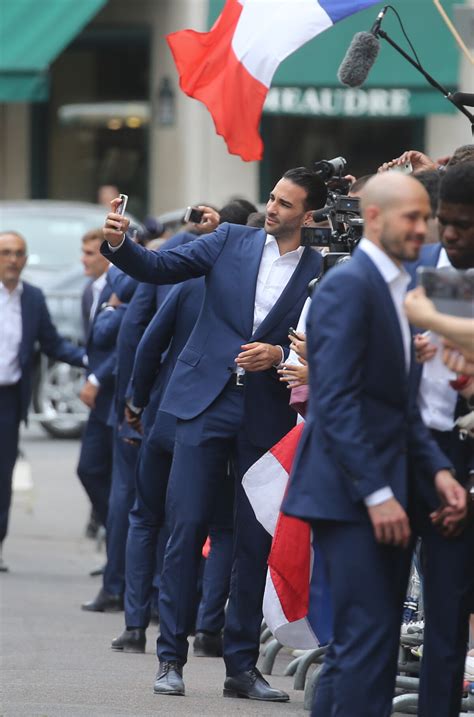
[131,285,182,408]
[308,272,389,502]
[93,305,127,349]
[37,291,85,367]
[101,223,229,285]
[94,349,117,388]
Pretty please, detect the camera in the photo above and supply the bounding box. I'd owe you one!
[302,156,363,264]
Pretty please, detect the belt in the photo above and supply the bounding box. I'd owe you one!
[229,371,246,387]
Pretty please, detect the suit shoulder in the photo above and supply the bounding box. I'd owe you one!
[22,281,45,301]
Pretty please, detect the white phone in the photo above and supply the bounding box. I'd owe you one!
[117,193,128,216]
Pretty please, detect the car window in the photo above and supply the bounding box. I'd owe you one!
[0,215,103,267]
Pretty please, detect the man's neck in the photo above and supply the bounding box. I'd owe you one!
[1,279,20,293]
[275,234,302,256]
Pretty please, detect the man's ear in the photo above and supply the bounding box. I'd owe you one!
[303,210,314,226]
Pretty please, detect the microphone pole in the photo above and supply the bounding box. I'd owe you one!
[375,27,474,134]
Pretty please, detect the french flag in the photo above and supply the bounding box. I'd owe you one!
[167,0,381,161]
[243,423,333,649]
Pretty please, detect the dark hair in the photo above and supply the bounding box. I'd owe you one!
[414,170,441,216]
[218,199,258,225]
[439,161,474,206]
[446,144,474,168]
[282,167,327,211]
[246,211,266,228]
[349,174,373,195]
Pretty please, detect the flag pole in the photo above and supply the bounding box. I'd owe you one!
[432,0,474,65]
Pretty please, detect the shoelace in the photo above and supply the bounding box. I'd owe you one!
[248,667,269,686]
[160,661,181,676]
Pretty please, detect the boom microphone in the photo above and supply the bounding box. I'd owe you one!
[337,31,380,87]
[451,92,474,108]
[337,6,388,88]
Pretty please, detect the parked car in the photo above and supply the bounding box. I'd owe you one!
[0,200,142,438]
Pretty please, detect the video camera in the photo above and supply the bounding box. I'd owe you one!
[301,156,364,276]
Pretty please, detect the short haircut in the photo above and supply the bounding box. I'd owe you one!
[349,175,373,195]
[414,169,441,216]
[82,228,104,244]
[218,199,258,225]
[246,211,266,228]
[439,161,474,206]
[282,167,327,211]
[446,144,474,168]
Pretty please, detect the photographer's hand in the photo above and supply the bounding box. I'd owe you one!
[378,150,436,174]
[414,333,437,363]
[289,331,307,360]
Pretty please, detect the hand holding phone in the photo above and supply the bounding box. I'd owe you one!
[184,206,204,224]
[116,193,128,216]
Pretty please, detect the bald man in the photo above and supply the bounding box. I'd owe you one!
[0,232,85,570]
[282,174,466,717]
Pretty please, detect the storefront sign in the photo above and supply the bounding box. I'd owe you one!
[264,87,414,117]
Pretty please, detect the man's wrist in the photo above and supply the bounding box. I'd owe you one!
[272,345,285,368]
[364,487,394,507]
[108,234,126,252]
[88,374,100,388]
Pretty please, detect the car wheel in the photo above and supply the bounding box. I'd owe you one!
[32,356,88,439]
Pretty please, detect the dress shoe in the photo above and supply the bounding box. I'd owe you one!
[193,631,223,657]
[81,588,123,612]
[89,563,105,577]
[111,628,146,653]
[223,667,289,701]
[153,661,185,696]
[0,557,9,573]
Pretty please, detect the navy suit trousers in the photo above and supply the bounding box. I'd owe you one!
[416,428,474,717]
[103,432,139,596]
[76,411,113,527]
[310,520,412,717]
[157,382,271,675]
[0,384,21,543]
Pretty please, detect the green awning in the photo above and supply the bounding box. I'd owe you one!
[209,0,463,116]
[0,0,107,102]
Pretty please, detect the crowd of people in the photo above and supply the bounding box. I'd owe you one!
[0,142,473,715]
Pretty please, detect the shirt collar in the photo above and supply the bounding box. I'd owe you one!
[437,247,452,269]
[358,238,410,286]
[265,234,305,259]
[92,271,107,292]
[0,280,23,297]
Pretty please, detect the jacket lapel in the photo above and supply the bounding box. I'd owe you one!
[19,284,33,366]
[355,250,407,387]
[240,229,266,338]
[252,247,321,341]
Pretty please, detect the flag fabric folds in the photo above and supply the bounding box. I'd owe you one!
[167,0,381,161]
[243,423,332,649]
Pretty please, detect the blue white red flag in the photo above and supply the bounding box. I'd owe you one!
[167,0,381,160]
[243,423,332,649]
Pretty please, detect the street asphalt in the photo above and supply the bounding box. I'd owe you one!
[1,424,310,717]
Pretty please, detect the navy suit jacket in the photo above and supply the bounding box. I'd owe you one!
[102,223,323,448]
[86,281,116,423]
[18,282,85,423]
[112,231,196,427]
[132,277,206,452]
[406,242,442,290]
[282,248,451,523]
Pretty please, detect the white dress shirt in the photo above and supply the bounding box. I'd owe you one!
[90,272,107,323]
[0,281,23,385]
[358,238,412,507]
[417,248,458,431]
[253,236,304,334]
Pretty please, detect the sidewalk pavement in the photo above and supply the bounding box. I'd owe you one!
[1,426,308,717]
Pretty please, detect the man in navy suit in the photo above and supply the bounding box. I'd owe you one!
[405,161,474,717]
[282,172,466,717]
[76,230,117,593]
[102,168,326,701]
[0,231,85,571]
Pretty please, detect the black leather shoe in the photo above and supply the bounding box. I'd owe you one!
[153,661,185,696]
[223,668,289,701]
[193,631,223,657]
[81,588,123,612]
[111,628,146,653]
